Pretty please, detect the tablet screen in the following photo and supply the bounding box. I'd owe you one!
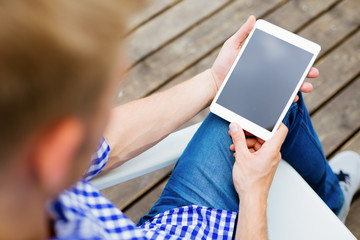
[216,29,314,131]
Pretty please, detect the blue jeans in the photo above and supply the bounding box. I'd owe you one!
[137,93,344,225]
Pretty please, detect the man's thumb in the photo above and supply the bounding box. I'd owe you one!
[229,123,249,157]
[265,123,288,151]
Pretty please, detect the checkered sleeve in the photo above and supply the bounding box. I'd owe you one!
[140,205,237,239]
[84,137,110,181]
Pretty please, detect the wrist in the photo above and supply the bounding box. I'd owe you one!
[237,192,268,240]
[239,193,268,210]
[204,68,219,102]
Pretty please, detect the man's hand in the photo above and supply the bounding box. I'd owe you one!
[229,122,288,198]
[210,15,319,102]
[229,123,288,240]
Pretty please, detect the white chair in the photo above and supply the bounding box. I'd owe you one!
[91,123,356,240]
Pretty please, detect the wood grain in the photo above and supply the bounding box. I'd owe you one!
[127,0,180,32]
[118,0,284,104]
[299,0,360,57]
[158,0,349,94]
[312,76,360,156]
[265,0,338,32]
[304,30,360,112]
[340,131,360,153]
[118,0,342,104]
[126,0,230,65]
[158,0,359,129]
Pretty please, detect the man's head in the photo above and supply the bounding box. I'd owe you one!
[0,0,133,237]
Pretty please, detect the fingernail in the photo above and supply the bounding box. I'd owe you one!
[230,123,238,133]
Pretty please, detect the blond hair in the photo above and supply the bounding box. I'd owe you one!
[0,0,131,157]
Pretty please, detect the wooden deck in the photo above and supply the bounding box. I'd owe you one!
[101,0,360,236]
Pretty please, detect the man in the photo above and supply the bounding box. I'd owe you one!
[0,1,359,239]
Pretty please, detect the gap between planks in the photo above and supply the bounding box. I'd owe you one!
[126,0,183,36]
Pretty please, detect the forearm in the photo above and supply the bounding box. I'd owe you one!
[102,69,216,172]
[235,195,268,240]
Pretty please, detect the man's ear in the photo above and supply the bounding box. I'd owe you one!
[32,118,85,195]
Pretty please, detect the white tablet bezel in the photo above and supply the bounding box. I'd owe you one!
[210,19,321,140]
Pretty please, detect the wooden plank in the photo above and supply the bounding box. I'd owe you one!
[127,0,180,31]
[126,0,231,65]
[119,0,340,104]
[157,51,218,130]
[158,0,356,123]
[118,0,285,104]
[123,179,168,223]
[159,49,219,92]
[159,0,356,94]
[340,131,360,153]
[265,0,339,32]
[299,0,360,57]
[312,76,360,156]
[304,30,360,112]
[100,165,173,210]
[161,3,360,126]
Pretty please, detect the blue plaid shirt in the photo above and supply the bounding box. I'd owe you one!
[48,138,237,239]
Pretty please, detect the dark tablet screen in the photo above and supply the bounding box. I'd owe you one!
[216,29,313,131]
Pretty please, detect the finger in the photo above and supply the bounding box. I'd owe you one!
[264,123,288,151]
[228,15,256,49]
[257,138,265,145]
[246,138,262,151]
[299,82,313,93]
[254,142,262,151]
[293,95,299,102]
[230,144,235,151]
[249,148,256,153]
[244,130,254,137]
[306,67,319,78]
[229,122,250,157]
[246,138,257,148]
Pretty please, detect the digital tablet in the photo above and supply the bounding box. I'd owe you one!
[210,19,321,140]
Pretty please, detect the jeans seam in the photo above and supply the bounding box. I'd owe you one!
[283,103,300,133]
[298,111,329,192]
[299,119,326,163]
